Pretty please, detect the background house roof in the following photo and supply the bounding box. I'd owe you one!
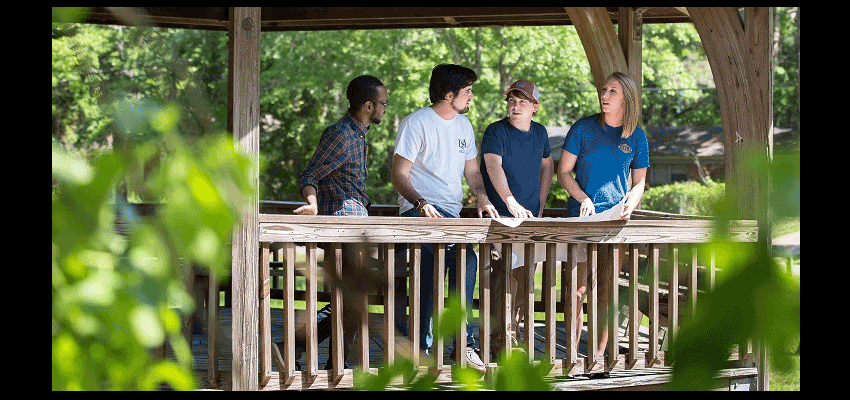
[547,126,797,161]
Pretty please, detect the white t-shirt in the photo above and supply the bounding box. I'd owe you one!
[394,106,477,217]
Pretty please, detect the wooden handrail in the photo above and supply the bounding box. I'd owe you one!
[258,214,755,244]
[251,213,757,390]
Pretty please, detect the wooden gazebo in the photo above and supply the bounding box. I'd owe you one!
[71,7,775,391]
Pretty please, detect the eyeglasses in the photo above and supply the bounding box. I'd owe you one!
[372,99,389,109]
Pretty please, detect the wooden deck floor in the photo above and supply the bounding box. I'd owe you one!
[181,306,683,390]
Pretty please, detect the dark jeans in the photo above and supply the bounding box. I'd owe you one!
[401,205,479,353]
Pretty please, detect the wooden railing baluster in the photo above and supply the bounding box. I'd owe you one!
[502,242,513,356]
[330,243,344,379]
[432,243,446,374]
[667,245,679,366]
[478,242,491,367]
[524,243,536,362]
[384,243,395,366]
[543,243,557,365]
[455,243,466,368]
[606,244,620,372]
[259,242,271,384]
[282,242,296,383]
[647,243,660,367]
[409,243,421,368]
[628,243,640,369]
[586,243,598,373]
[356,243,369,372]
[248,211,758,389]
[564,243,579,375]
[305,243,318,378]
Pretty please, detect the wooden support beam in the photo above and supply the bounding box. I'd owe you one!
[228,6,261,391]
[564,7,628,91]
[689,7,773,222]
[689,9,774,388]
[618,7,643,118]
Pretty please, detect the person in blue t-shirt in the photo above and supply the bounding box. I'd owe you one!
[557,72,650,370]
[481,79,554,358]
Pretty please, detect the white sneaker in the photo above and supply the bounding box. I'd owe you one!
[452,346,487,373]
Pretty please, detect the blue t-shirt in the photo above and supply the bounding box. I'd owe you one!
[562,114,650,217]
[481,118,551,217]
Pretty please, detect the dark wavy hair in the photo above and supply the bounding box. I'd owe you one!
[346,75,385,111]
[428,64,477,104]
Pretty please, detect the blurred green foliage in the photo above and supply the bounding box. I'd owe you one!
[52,100,255,390]
[668,149,800,390]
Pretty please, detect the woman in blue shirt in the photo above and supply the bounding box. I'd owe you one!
[557,72,649,372]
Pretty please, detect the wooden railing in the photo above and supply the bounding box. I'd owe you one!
[251,202,758,390]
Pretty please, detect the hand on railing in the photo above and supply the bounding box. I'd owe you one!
[477,199,499,219]
[293,202,318,215]
[293,186,319,215]
[417,201,442,218]
[505,196,533,219]
[579,198,596,217]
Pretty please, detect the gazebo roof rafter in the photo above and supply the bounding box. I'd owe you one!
[75,7,692,31]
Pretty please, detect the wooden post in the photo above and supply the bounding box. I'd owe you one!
[228,6,261,391]
[690,7,774,390]
[689,7,774,222]
[618,7,644,119]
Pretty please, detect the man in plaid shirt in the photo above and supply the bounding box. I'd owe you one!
[296,75,387,216]
[274,75,388,372]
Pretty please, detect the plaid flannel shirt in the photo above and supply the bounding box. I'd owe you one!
[298,111,370,216]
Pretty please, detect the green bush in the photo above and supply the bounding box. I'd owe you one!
[641,181,725,215]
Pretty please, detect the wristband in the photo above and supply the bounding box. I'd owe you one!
[413,198,427,211]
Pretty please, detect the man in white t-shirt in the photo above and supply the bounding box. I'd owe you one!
[391,64,497,372]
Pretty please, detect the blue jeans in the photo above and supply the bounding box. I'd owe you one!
[401,206,478,353]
